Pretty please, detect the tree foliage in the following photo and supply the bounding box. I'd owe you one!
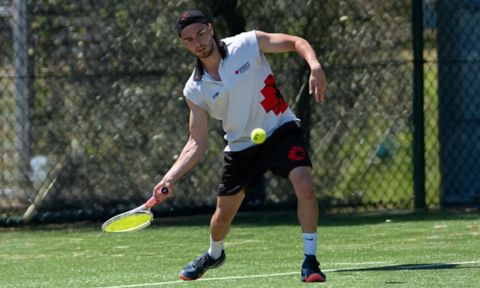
[3,0,414,214]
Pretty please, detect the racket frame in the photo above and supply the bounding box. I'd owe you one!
[101,188,168,233]
[101,203,153,232]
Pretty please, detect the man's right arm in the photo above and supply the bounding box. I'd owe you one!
[153,98,208,200]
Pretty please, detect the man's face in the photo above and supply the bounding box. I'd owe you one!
[180,23,215,59]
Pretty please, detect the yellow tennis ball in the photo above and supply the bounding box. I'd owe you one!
[251,128,266,144]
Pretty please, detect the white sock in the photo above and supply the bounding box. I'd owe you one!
[207,235,224,259]
[303,233,317,256]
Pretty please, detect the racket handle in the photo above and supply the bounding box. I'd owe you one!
[146,188,170,208]
[146,197,158,209]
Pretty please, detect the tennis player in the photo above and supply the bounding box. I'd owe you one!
[153,9,327,283]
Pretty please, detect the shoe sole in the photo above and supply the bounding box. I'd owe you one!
[179,259,226,281]
[302,273,326,282]
[179,273,203,281]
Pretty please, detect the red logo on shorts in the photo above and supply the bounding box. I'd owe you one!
[288,146,306,161]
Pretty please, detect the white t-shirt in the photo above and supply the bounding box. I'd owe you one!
[183,30,298,151]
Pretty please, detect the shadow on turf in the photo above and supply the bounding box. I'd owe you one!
[333,262,480,273]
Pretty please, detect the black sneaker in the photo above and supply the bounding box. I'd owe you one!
[301,255,326,282]
[179,250,226,281]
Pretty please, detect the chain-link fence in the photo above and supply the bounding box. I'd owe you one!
[433,0,480,207]
[1,0,478,225]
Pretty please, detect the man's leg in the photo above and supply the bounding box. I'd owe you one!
[179,190,245,281]
[289,166,318,233]
[210,190,246,241]
[289,166,325,283]
[208,190,245,258]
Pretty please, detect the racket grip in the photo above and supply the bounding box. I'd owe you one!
[146,197,158,209]
[146,187,170,208]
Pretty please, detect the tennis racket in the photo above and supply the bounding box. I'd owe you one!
[101,187,169,233]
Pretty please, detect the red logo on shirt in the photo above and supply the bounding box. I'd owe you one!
[288,146,306,161]
[260,74,288,115]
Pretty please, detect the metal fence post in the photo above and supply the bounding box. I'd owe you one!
[13,0,30,199]
[411,0,426,209]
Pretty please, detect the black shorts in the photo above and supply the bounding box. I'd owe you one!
[218,121,312,196]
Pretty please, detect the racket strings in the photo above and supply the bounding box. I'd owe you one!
[103,212,153,232]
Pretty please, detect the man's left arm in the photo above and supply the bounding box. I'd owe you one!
[255,30,327,103]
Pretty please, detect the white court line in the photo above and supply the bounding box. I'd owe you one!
[98,260,480,288]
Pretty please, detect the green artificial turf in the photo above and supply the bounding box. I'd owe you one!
[0,210,478,287]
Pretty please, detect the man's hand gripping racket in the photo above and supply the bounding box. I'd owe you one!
[101,187,169,233]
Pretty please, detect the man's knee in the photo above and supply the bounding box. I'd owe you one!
[295,184,316,200]
[289,167,316,200]
[211,211,233,227]
[212,191,245,226]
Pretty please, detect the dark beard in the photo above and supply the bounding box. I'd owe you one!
[198,42,215,59]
